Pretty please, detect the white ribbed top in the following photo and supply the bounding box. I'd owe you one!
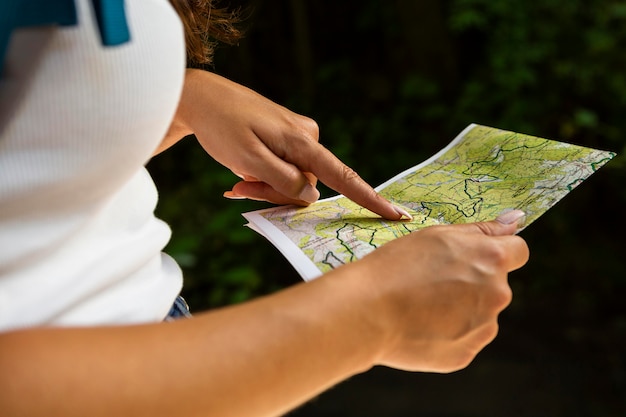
[0,0,186,330]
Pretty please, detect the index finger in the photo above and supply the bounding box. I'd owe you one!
[286,140,410,220]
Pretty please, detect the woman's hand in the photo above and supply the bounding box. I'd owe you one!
[165,69,410,220]
[330,210,529,373]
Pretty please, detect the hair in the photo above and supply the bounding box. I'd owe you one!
[168,0,243,66]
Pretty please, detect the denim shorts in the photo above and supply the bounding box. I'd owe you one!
[164,295,192,321]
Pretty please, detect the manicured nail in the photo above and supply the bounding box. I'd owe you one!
[392,204,413,221]
[496,209,526,225]
[298,184,320,203]
[223,191,246,200]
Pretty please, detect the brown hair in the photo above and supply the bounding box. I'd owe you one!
[169,0,243,66]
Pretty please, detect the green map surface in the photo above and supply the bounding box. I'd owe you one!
[243,124,615,280]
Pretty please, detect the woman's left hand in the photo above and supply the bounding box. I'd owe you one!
[165,69,409,220]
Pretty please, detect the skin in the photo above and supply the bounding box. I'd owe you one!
[0,69,529,417]
[159,69,410,219]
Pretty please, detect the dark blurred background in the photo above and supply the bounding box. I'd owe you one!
[148,1,626,416]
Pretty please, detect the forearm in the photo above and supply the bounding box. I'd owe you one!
[154,117,192,155]
[152,69,201,156]
[0,269,382,417]
[154,68,252,156]
[154,68,246,156]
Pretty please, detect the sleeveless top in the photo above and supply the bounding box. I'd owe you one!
[0,0,186,331]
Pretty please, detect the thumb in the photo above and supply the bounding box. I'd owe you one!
[469,209,527,237]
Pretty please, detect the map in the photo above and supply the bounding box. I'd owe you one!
[243,124,615,281]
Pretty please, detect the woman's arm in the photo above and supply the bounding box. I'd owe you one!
[0,214,528,417]
[0,270,379,417]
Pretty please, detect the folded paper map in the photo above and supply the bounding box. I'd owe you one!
[243,124,615,281]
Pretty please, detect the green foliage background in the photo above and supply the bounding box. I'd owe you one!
[148,1,626,415]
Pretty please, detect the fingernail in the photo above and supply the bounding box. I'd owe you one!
[496,209,526,225]
[298,184,320,203]
[223,191,246,200]
[392,204,413,221]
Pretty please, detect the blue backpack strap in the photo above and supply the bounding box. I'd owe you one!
[91,0,130,46]
[0,0,77,73]
[0,0,130,75]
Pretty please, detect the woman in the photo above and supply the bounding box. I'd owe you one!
[0,1,529,416]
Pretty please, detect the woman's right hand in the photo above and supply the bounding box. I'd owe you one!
[330,210,529,373]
